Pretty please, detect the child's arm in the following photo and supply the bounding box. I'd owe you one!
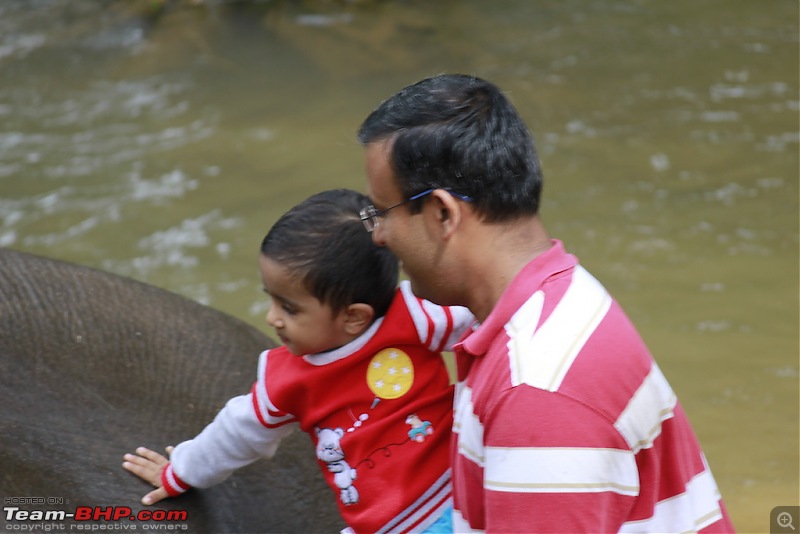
[122,446,174,505]
[399,280,475,351]
[121,356,297,505]
[121,351,296,505]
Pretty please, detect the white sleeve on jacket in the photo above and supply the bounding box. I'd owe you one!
[399,279,475,352]
[169,385,296,489]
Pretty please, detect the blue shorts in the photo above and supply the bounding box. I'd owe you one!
[340,506,453,534]
[423,506,453,534]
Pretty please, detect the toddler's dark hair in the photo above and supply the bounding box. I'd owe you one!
[260,189,399,318]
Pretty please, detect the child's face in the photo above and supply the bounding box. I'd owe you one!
[258,255,353,356]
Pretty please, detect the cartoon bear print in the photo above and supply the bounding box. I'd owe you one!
[315,427,359,505]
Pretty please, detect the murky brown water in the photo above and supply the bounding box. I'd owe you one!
[1,0,797,530]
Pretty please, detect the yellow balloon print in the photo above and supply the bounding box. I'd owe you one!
[367,348,414,400]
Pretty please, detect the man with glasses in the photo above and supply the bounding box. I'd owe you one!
[357,74,734,533]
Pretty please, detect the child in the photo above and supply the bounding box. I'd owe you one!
[122,189,474,534]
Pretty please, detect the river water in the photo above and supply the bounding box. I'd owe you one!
[1,0,797,530]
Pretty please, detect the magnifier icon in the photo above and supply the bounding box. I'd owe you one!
[778,511,796,531]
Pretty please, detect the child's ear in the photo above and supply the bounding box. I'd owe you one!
[342,303,374,335]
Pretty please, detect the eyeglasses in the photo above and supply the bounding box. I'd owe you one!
[359,188,472,232]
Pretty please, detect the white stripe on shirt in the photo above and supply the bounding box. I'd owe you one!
[452,509,484,534]
[400,280,430,345]
[614,363,677,453]
[453,383,484,467]
[376,469,452,534]
[506,266,612,392]
[421,298,448,351]
[484,446,639,496]
[401,280,474,352]
[254,350,295,426]
[619,464,724,533]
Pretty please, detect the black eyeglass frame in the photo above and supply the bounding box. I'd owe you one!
[359,188,473,232]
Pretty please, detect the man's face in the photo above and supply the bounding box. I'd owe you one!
[363,140,442,302]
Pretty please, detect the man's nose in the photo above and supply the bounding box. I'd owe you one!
[371,224,387,247]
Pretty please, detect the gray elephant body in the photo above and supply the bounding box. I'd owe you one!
[0,248,343,532]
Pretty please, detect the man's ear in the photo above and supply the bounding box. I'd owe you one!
[429,189,463,238]
[342,303,375,335]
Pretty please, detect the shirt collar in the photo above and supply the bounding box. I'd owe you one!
[460,239,577,357]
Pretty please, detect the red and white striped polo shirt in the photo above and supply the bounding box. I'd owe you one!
[451,240,734,533]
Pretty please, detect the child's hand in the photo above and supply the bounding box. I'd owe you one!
[122,446,174,505]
